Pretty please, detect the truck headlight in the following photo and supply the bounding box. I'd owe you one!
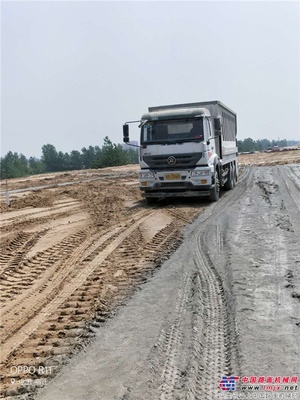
[191,170,209,177]
[139,171,155,179]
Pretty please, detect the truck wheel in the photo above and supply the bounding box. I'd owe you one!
[209,172,220,201]
[145,197,157,205]
[224,165,234,190]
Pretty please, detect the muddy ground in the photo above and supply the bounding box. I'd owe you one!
[0,150,299,400]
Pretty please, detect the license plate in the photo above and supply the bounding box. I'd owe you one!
[165,173,180,180]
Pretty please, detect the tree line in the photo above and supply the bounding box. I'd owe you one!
[0,136,138,179]
[237,138,298,153]
[1,136,298,180]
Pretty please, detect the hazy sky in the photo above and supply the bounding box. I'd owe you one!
[1,1,299,158]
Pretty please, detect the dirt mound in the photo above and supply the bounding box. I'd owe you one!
[239,149,300,166]
[13,191,55,210]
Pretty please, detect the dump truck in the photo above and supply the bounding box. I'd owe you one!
[123,100,238,204]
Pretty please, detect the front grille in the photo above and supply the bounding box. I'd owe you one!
[143,153,202,169]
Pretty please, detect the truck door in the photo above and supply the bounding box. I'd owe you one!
[213,119,222,158]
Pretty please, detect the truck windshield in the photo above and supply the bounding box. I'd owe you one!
[141,118,204,144]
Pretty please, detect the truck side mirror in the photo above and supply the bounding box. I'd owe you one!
[214,117,222,136]
[123,124,129,143]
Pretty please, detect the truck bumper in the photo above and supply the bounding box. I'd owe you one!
[140,180,213,198]
[139,168,213,194]
[141,190,211,198]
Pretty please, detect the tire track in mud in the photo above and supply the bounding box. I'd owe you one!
[0,232,41,274]
[0,212,152,361]
[281,165,300,212]
[287,164,300,181]
[0,201,80,227]
[260,166,300,310]
[157,171,252,400]
[1,207,191,398]
[254,166,300,235]
[0,230,88,324]
[0,209,82,235]
[230,166,300,375]
[158,271,191,400]
[0,207,151,309]
[164,208,199,224]
[184,174,252,400]
[153,231,234,400]
[143,221,183,264]
[0,230,87,307]
[147,177,252,400]
[187,248,231,400]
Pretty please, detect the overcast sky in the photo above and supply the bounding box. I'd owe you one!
[1,1,299,158]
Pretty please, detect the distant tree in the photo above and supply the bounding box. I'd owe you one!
[237,137,292,152]
[237,140,245,152]
[92,137,131,168]
[287,140,300,146]
[256,140,263,151]
[62,152,71,170]
[0,152,16,178]
[278,139,287,148]
[28,157,46,175]
[57,151,68,171]
[81,146,97,169]
[42,144,59,171]
[126,147,139,164]
[271,139,277,148]
[94,145,102,159]
[238,138,261,152]
[69,150,82,170]
[259,139,271,150]
[243,138,256,152]
[0,151,32,179]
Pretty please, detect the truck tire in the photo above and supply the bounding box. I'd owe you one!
[209,171,220,201]
[224,165,234,190]
[145,197,157,205]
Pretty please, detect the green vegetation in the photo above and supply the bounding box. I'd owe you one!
[1,136,298,180]
[237,138,298,153]
[0,136,138,179]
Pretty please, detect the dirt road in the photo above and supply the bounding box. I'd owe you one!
[0,154,299,399]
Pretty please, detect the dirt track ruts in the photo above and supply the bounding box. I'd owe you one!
[0,170,203,399]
